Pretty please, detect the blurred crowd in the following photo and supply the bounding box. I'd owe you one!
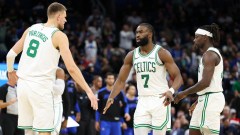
[0,0,240,135]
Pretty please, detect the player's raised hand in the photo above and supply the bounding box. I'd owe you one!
[103,98,114,114]
[160,91,173,106]
[174,91,187,104]
[86,92,98,110]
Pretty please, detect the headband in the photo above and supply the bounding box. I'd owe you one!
[195,28,213,37]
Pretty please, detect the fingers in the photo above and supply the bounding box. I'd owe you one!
[103,101,113,114]
[173,96,180,104]
[159,93,165,98]
[90,97,98,110]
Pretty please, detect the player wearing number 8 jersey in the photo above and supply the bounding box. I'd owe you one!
[103,23,183,135]
[6,2,98,135]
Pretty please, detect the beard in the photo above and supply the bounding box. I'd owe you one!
[136,36,148,46]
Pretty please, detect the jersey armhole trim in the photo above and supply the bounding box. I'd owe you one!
[51,29,60,38]
[132,49,136,65]
[155,46,164,66]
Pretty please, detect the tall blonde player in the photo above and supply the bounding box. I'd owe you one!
[174,23,225,135]
[103,23,183,135]
[6,2,98,135]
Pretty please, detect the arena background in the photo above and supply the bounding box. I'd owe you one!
[0,0,239,135]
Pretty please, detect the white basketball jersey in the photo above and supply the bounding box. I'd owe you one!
[133,45,169,96]
[17,23,60,84]
[197,47,223,95]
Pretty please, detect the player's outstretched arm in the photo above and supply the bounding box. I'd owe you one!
[158,48,183,106]
[174,51,217,104]
[54,31,98,110]
[103,51,133,114]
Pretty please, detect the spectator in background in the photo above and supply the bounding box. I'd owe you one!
[85,33,98,64]
[96,72,130,135]
[123,84,137,135]
[0,73,24,135]
[91,75,103,95]
[220,117,238,135]
[230,89,240,118]
[61,78,81,135]
[119,24,135,53]
[171,119,185,135]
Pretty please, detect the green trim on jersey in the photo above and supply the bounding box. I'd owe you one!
[138,45,157,57]
[132,49,136,64]
[189,125,200,130]
[200,94,209,128]
[155,46,164,66]
[209,129,220,134]
[18,126,33,129]
[33,128,54,132]
[190,125,220,134]
[134,106,169,130]
[51,29,60,37]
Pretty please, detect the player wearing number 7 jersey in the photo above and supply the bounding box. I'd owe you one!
[103,23,183,135]
[6,2,98,135]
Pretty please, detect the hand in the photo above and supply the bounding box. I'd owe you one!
[122,122,128,130]
[124,113,131,121]
[95,121,100,131]
[75,113,81,122]
[86,91,98,110]
[189,101,197,116]
[8,98,17,105]
[103,98,114,114]
[174,91,187,104]
[61,119,68,129]
[160,91,173,106]
[8,71,18,85]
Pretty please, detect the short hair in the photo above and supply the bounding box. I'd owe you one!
[47,2,67,18]
[105,72,115,78]
[139,23,156,43]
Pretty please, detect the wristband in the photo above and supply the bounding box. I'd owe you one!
[169,87,175,94]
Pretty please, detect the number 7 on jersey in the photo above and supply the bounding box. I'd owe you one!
[141,74,149,88]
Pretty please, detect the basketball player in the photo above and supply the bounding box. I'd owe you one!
[103,23,183,135]
[6,2,98,135]
[174,23,225,135]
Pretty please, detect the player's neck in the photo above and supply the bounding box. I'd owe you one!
[140,43,154,54]
[44,20,57,28]
[106,85,113,91]
[126,94,135,100]
[203,44,213,53]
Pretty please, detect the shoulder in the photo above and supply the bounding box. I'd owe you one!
[0,84,8,94]
[52,30,67,39]
[203,50,219,64]
[98,87,107,93]
[157,46,173,62]
[124,50,134,64]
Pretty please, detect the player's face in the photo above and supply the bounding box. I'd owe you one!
[193,34,205,50]
[127,85,136,96]
[136,26,150,46]
[57,11,67,30]
[105,75,115,86]
[96,77,103,88]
